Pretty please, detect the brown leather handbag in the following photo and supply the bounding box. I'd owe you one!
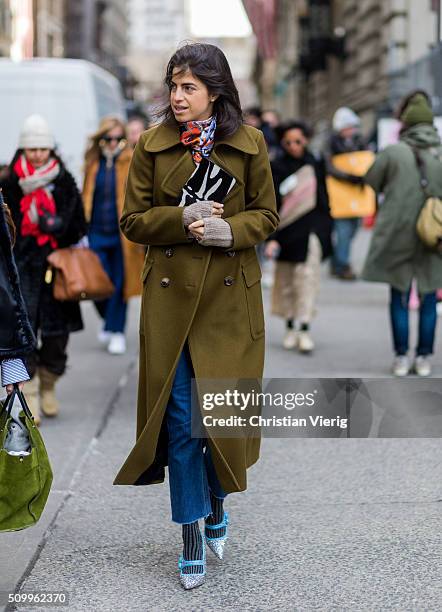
[46,247,115,301]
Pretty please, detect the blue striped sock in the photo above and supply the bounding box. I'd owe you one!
[205,492,226,538]
[182,521,204,575]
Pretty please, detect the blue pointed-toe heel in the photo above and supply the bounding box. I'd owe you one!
[178,544,206,590]
[204,511,229,560]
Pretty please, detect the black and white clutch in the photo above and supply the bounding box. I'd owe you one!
[179,158,236,206]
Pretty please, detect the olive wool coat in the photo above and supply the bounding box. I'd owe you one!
[113,122,278,493]
[362,124,442,293]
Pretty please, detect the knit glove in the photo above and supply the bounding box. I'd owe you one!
[199,217,233,248]
[182,201,213,228]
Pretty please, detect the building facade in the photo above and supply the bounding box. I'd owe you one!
[299,0,438,128]
[33,0,64,57]
[127,0,256,110]
[0,0,12,57]
[64,0,128,83]
[248,0,440,130]
[127,0,189,103]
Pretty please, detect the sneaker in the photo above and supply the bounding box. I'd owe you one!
[298,331,314,353]
[108,333,126,355]
[97,326,111,346]
[337,266,357,281]
[282,330,298,350]
[414,355,432,377]
[392,355,410,377]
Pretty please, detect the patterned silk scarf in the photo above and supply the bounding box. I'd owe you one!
[179,116,216,164]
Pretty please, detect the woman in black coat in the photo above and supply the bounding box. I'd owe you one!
[0,114,86,424]
[266,120,332,353]
[0,198,35,394]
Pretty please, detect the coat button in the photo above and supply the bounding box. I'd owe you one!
[160,277,170,288]
[226,250,236,257]
[224,276,234,286]
[165,248,174,258]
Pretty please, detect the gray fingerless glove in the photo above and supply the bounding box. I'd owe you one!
[182,201,213,228]
[199,217,233,248]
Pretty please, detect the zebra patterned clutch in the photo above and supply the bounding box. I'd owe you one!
[179,158,236,206]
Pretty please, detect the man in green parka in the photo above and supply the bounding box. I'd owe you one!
[362,90,442,377]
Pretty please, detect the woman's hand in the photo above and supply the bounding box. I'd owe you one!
[182,201,223,230]
[187,202,223,239]
[6,381,25,394]
[211,202,224,217]
[188,219,205,240]
[265,240,280,258]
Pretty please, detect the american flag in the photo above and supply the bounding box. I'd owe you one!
[242,0,278,59]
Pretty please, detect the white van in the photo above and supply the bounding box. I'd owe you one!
[0,58,126,185]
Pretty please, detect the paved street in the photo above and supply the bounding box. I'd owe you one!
[1,229,441,611]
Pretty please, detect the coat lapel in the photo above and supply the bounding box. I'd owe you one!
[115,147,132,216]
[160,149,196,199]
[209,148,244,204]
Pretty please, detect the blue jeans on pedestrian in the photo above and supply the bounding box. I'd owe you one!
[89,231,127,334]
[333,217,360,273]
[166,344,226,524]
[390,286,437,356]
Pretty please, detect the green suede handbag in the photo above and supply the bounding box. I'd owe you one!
[0,385,53,532]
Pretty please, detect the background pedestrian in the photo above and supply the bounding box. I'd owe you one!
[266,120,332,353]
[362,90,442,377]
[127,114,150,148]
[0,198,35,395]
[327,107,367,280]
[0,114,86,423]
[83,116,144,355]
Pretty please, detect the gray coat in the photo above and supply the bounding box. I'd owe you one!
[362,124,442,293]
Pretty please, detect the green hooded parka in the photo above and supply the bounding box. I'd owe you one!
[362,122,442,293]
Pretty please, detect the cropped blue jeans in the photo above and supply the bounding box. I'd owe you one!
[166,344,226,524]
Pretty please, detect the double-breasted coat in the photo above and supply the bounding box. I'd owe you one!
[113,122,278,493]
[82,146,145,300]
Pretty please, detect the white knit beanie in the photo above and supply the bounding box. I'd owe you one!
[332,107,361,132]
[18,114,55,149]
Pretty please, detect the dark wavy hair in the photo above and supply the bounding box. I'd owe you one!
[159,43,243,140]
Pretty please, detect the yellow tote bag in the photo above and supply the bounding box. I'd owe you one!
[327,150,376,219]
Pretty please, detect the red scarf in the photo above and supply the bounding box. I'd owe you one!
[14,155,59,248]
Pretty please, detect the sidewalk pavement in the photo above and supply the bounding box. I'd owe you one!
[1,229,441,611]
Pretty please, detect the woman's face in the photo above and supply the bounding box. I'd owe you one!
[24,148,50,168]
[170,68,217,123]
[281,128,308,159]
[101,125,126,152]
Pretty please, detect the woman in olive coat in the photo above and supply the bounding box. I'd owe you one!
[362,91,442,377]
[114,43,278,589]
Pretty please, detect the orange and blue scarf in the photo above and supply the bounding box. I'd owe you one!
[179,116,216,164]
